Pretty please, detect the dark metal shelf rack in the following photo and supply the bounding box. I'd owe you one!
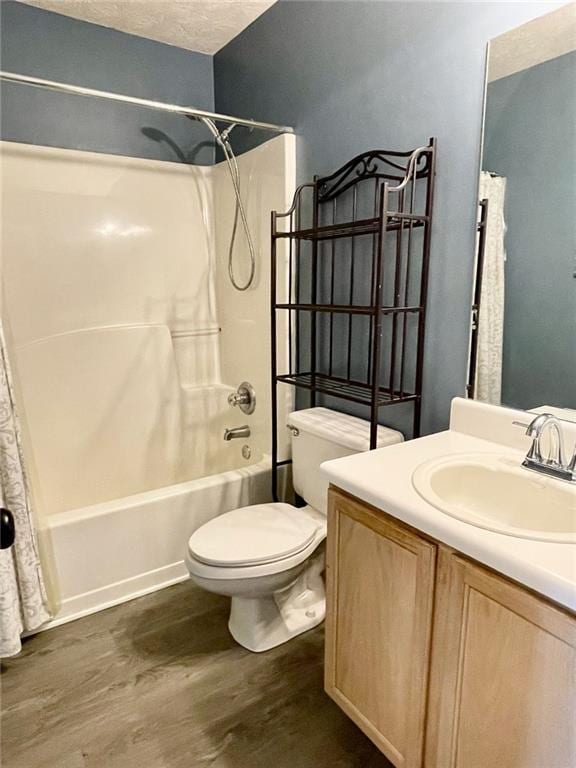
[270,139,436,500]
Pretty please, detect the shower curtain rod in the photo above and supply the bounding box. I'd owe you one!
[0,70,294,135]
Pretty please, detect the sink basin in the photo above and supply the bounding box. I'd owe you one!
[412,453,576,543]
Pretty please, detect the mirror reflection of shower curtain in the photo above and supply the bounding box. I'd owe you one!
[0,323,50,656]
[475,171,507,404]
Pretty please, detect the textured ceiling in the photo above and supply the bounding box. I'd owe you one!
[17,0,277,54]
[489,2,576,81]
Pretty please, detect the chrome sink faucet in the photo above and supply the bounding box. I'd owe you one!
[515,413,576,482]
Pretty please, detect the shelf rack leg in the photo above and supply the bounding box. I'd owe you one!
[271,210,279,501]
[413,137,437,439]
[369,187,388,449]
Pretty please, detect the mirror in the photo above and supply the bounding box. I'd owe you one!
[469,3,576,421]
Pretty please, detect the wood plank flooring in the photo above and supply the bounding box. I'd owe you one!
[1,581,392,768]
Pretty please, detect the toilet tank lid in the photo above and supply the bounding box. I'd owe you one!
[287,407,403,453]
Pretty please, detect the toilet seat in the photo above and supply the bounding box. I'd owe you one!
[186,503,326,580]
[188,503,320,566]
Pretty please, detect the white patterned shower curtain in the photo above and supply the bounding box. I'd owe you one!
[474,171,507,405]
[0,324,50,656]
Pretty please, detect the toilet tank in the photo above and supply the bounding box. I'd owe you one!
[287,407,403,514]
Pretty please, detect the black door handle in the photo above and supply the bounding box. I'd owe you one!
[1,508,15,549]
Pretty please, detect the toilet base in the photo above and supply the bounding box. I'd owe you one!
[228,550,326,653]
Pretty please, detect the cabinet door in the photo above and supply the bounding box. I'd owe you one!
[325,487,437,768]
[426,550,576,768]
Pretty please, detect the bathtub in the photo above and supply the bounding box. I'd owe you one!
[39,456,272,630]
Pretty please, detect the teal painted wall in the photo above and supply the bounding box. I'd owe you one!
[484,51,576,410]
[214,1,562,435]
[0,1,215,164]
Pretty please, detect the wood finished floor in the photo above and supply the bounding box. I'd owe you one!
[1,581,392,768]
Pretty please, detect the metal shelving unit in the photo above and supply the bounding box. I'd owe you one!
[270,139,437,500]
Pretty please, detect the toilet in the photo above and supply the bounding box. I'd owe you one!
[186,407,403,652]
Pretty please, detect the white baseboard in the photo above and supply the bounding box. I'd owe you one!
[33,561,190,634]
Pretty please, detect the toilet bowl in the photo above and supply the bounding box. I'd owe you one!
[186,503,327,652]
[186,407,403,652]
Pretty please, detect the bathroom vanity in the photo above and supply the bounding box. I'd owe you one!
[321,399,576,768]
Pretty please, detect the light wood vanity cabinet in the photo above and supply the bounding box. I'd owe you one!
[325,487,576,768]
[325,488,436,767]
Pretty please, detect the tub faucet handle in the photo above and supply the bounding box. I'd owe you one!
[227,382,256,415]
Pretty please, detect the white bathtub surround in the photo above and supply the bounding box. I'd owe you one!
[1,143,221,514]
[186,407,403,652]
[1,135,296,627]
[0,325,50,656]
[214,136,295,464]
[321,397,576,611]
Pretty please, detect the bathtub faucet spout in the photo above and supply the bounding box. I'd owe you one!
[224,425,251,441]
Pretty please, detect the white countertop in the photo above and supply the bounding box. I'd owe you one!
[321,400,576,612]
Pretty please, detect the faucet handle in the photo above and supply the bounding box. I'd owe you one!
[228,391,249,407]
[227,382,256,415]
[512,420,530,431]
[523,413,555,434]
